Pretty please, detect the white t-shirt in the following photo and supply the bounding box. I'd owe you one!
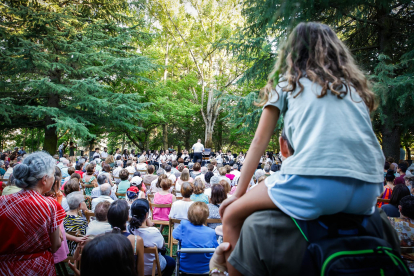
[181,154,189,161]
[100,151,108,159]
[114,153,121,160]
[134,227,166,275]
[169,200,194,227]
[192,142,204,153]
[86,220,112,236]
[165,172,176,183]
[159,155,167,163]
[264,78,384,183]
[93,152,100,159]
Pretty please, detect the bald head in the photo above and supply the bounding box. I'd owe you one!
[100,183,111,196]
[198,139,201,143]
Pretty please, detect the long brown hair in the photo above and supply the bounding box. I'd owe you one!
[258,22,376,112]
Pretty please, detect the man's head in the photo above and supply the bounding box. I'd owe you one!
[398,162,408,174]
[116,148,120,154]
[104,147,107,152]
[97,174,108,185]
[188,201,209,225]
[197,139,201,143]
[62,159,69,167]
[172,160,178,168]
[164,165,172,173]
[264,165,270,173]
[156,168,165,176]
[119,169,129,181]
[126,160,132,167]
[95,201,111,222]
[232,164,238,171]
[210,175,221,185]
[207,164,214,172]
[116,160,123,167]
[255,169,265,180]
[100,183,112,196]
[399,195,414,219]
[201,166,208,174]
[95,148,100,153]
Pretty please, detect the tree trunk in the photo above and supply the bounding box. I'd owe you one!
[37,128,41,150]
[22,128,27,148]
[122,134,126,152]
[31,128,35,153]
[43,94,59,155]
[205,124,213,149]
[405,146,411,160]
[217,118,222,151]
[163,124,168,150]
[381,124,400,161]
[88,139,95,160]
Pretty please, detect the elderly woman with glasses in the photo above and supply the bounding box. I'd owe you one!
[0,151,67,276]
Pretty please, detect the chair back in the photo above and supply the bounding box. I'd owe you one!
[205,218,222,225]
[377,198,391,204]
[128,172,134,180]
[115,192,126,199]
[137,169,148,175]
[148,194,154,203]
[144,182,151,192]
[168,218,182,256]
[85,210,95,223]
[144,246,162,276]
[149,202,172,220]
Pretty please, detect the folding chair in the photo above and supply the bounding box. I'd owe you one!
[175,241,216,276]
[144,246,162,276]
[144,182,151,192]
[149,202,172,247]
[148,194,154,203]
[377,198,390,204]
[168,218,182,256]
[115,192,126,199]
[138,169,148,176]
[205,218,222,225]
[85,210,95,223]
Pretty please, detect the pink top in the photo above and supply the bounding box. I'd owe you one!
[153,193,173,221]
[53,222,69,263]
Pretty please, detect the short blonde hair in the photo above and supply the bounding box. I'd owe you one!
[219,179,231,194]
[219,167,227,176]
[180,168,190,181]
[210,158,217,166]
[187,201,209,225]
[105,155,115,164]
[193,178,205,195]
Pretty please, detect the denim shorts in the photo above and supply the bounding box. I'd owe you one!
[265,172,383,220]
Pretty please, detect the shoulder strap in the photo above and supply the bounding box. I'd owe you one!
[134,235,137,255]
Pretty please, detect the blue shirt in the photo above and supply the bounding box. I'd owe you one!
[173,220,218,274]
[190,193,209,204]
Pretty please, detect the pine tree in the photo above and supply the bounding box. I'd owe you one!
[226,0,414,160]
[0,0,156,154]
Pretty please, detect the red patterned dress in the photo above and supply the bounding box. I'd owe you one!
[0,189,66,276]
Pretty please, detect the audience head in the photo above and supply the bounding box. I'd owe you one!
[225,165,231,174]
[67,191,85,211]
[105,155,115,164]
[156,168,165,176]
[219,179,231,194]
[147,165,155,175]
[218,167,226,176]
[181,182,193,198]
[172,160,178,168]
[193,178,205,195]
[177,164,185,172]
[165,165,172,173]
[129,199,150,232]
[97,174,108,185]
[160,179,172,191]
[64,178,80,196]
[133,171,141,177]
[390,184,410,206]
[188,202,209,225]
[384,162,390,171]
[108,200,129,231]
[264,165,270,173]
[398,162,408,174]
[211,184,227,205]
[127,186,140,201]
[217,163,223,169]
[180,168,190,181]
[210,175,221,186]
[119,169,129,181]
[116,160,123,167]
[13,151,56,190]
[399,195,414,220]
[81,233,136,276]
[210,159,217,166]
[126,160,132,167]
[86,164,95,175]
[201,166,208,174]
[207,163,214,172]
[255,169,265,180]
[193,162,201,172]
[177,158,184,164]
[103,164,111,173]
[385,169,396,182]
[95,201,111,222]
[156,174,168,188]
[100,183,111,196]
[204,171,214,184]
[270,163,278,172]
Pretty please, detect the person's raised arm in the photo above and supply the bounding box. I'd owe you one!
[219,106,279,217]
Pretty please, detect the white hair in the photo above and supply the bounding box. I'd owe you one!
[13,151,56,189]
[100,183,111,196]
[116,160,123,167]
[255,169,265,180]
[201,166,208,173]
[66,191,85,210]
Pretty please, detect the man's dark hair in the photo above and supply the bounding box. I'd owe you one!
[75,164,81,170]
[384,162,390,170]
[95,148,99,151]
[271,164,278,172]
[400,195,414,219]
[133,171,141,177]
[95,201,111,221]
[211,184,227,205]
[97,174,108,185]
[116,148,119,152]
[399,162,408,173]
[164,165,171,173]
[172,160,178,167]
[204,171,214,184]
[116,155,122,160]
[390,184,410,206]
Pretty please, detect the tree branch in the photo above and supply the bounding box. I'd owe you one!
[350,45,379,52]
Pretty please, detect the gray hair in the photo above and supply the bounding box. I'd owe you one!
[200,166,208,174]
[233,164,238,170]
[264,165,270,173]
[66,191,85,210]
[13,151,56,189]
[210,175,221,185]
[116,160,123,167]
[255,169,265,180]
[188,162,194,169]
[156,168,165,176]
[97,174,108,185]
[90,160,96,166]
[62,159,69,165]
[100,183,111,196]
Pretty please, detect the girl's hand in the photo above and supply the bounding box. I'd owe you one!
[209,242,231,273]
[219,194,240,218]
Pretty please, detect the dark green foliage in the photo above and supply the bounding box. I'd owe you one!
[0,0,156,154]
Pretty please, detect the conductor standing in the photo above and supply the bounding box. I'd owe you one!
[192,139,204,163]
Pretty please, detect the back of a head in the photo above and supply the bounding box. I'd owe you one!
[64,178,80,196]
[255,169,265,180]
[193,178,205,195]
[181,182,193,198]
[210,175,221,185]
[219,167,226,176]
[384,162,390,171]
[400,195,414,220]
[100,183,111,196]
[160,179,172,191]
[119,169,129,181]
[95,201,111,222]
[204,171,214,184]
[86,164,95,175]
[107,200,129,231]
[13,151,56,189]
[201,166,208,174]
[385,169,396,182]
[390,184,410,206]
[126,160,132,167]
[66,191,84,210]
[81,233,136,276]
[147,165,155,175]
[129,199,150,232]
[156,168,165,176]
[188,201,209,225]
[219,179,231,194]
[399,162,408,173]
[271,163,278,172]
[264,165,270,173]
[181,168,190,181]
[103,164,111,172]
[225,165,231,173]
[172,160,178,168]
[207,164,214,172]
[193,162,201,172]
[211,184,227,205]
[97,174,108,185]
[165,165,172,173]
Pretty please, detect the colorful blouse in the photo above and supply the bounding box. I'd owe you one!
[190,193,209,204]
[63,215,87,256]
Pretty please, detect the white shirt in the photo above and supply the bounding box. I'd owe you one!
[86,220,112,236]
[113,167,123,183]
[91,196,114,212]
[228,154,234,161]
[192,142,204,153]
[150,179,163,194]
[93,152,100,159]
[100,151,108,159]
[171,154,177,161]
[159,155,167,162]
[231,170,241,178]
[169,200,194,227]
[216,155,223,164]
[181,154,189,161]
[134,227,167,275]
[165,172,176,183]
[114,153,121,160]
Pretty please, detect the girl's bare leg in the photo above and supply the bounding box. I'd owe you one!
[222,181,277,275]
